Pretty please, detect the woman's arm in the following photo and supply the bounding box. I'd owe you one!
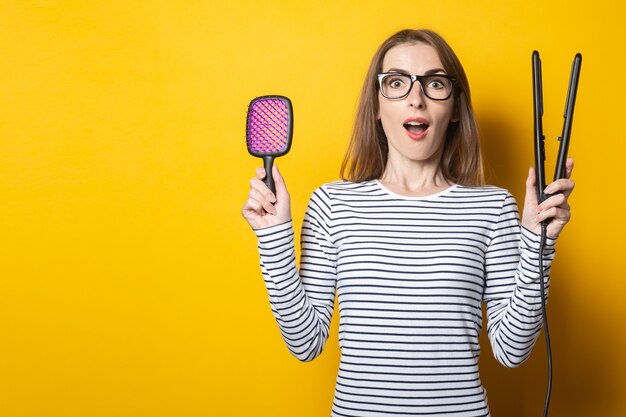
[483,159,574,367]
[483,204,556,367]
[244,168,338,361]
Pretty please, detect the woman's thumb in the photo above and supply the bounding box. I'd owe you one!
[272,164,289,199]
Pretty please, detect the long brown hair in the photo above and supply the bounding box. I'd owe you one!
[340,29,485,185]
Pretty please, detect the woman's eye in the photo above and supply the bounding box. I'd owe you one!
[428,78,448,90]
[428,79,445,89]
[389,79,405,88]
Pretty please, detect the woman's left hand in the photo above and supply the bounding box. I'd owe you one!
[521,157,575,239]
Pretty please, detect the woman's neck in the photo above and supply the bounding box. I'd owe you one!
[379,158,452,197]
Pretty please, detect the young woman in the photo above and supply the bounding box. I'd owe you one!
[242,29,574,417]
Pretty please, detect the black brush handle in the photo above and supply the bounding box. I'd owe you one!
[263,155,276,195]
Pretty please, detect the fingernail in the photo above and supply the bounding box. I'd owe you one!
[544,185,554,194]
[268,193,276,203]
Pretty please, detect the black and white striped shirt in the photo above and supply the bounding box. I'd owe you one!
[255,180,556,417]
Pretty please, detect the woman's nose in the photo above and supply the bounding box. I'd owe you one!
[408,81,426,108]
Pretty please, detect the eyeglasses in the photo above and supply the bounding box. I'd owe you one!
[377,72,456,100]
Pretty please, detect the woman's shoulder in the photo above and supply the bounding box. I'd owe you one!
[312,179,381,198]
[304,180,380,222]
[449,184,519,209]
[454,184,513,198]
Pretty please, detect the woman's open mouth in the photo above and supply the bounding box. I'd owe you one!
[403,118,429,140]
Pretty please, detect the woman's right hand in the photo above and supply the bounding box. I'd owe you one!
[242,165,292,230]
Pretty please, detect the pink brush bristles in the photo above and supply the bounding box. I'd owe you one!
[246,98,290,153]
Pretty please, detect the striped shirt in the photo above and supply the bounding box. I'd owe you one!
[255,180,556,417]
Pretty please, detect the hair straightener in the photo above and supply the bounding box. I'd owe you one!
[532,50,582,417]
[533,51,582,201]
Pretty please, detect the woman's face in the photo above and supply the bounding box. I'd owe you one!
[378,42,456,167]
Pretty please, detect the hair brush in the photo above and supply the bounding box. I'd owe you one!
[245,95,293,194]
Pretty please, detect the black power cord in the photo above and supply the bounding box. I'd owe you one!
[538,222,552,417]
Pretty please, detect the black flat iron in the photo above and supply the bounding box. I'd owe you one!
[533,51,582,202]
[532,50,582,417]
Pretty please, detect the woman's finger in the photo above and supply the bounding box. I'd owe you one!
[249,187,277,215]
[242,196,265,218]
[250,176,276,203]
[537,205,571,225]
[545,207,573,239]
[538,192,570,212]
[565,157,575,179]
[525,166,538,204]
[272,165,289,201]
[544,178,575,198]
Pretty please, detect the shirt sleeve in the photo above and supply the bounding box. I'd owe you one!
[254,186,337,362]
[482,192,557,368]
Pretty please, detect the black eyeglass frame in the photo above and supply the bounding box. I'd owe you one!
[377,72,457,101]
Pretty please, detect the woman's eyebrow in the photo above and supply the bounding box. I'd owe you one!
[385,67,410,74]
[424,68,447,75]
[384,67,447,75]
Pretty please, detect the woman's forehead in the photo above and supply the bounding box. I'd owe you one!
[382,43,444,73]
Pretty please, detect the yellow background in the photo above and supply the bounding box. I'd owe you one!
[1,1,624,416]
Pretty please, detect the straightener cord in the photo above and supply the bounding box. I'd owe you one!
[539,222,552,417]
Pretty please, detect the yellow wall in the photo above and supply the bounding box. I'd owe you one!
[1,1,624,416]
